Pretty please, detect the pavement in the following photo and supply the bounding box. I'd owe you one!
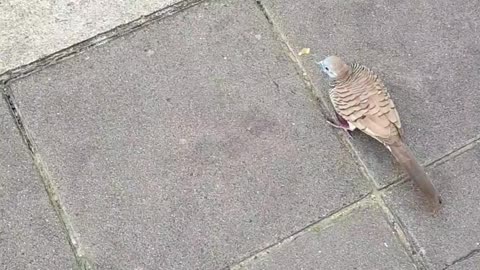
[1,0,479,269]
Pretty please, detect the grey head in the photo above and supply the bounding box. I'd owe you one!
[317,55,351,80]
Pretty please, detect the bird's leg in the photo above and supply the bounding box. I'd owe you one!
[335,111,350,126]
[326,112,354,138]
[326,120,353,138]
[326,119,348,129]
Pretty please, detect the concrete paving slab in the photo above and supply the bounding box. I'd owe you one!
[10,1,370,269]
[0,100,74,269]
[261,0,480,186]
[0,0,187,74]
[384,145,480,269]
[234,202,416,270]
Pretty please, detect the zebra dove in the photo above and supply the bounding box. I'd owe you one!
[317,55,441,212]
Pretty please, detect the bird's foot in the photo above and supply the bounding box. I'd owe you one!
[326,118,353,139]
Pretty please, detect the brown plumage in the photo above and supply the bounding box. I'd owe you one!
[318,55,441,212]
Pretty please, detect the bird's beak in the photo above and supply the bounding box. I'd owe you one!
[316,61,327,74]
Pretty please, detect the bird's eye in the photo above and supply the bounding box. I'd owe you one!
[325,67,329,71]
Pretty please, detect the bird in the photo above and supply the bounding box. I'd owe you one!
[317,55,442,213]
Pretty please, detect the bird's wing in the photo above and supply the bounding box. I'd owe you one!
[332,64,402,142]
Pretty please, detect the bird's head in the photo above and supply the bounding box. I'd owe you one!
[317,55,350,80]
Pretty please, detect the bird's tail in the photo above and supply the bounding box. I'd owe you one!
[388,140,442,209]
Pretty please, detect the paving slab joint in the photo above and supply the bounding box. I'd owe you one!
[441,248,480,270]
[229,193,372,269]
[372,190,430,270]
[2,84,95,270]
[0,0,207,85]
[426,135,480,170]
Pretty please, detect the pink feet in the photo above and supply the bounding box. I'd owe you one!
[326,112,354,138]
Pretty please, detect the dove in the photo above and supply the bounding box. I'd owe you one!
[317,55,441,213]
